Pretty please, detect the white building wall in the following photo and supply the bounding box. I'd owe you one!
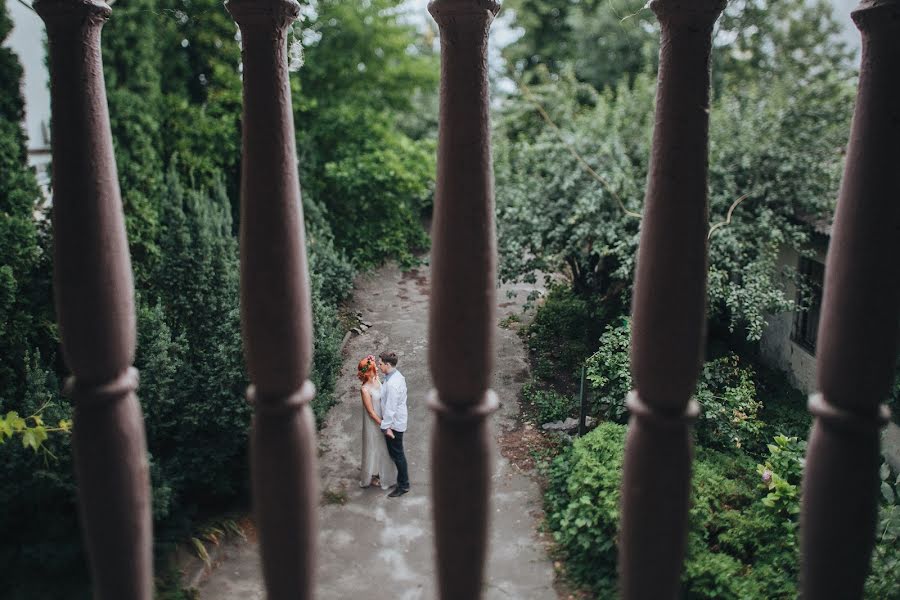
[759,245,828,393]
[4,0,51,189]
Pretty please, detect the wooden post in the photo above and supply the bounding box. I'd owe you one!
[226,1,318,597]
[800,1,899,596]
[34,1,152,597]
[427,0,500,597]
[618,0,724,597]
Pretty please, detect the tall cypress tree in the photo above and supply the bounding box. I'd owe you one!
[0,0,55,415]
[0,2,84,594]
[102,0,166,286]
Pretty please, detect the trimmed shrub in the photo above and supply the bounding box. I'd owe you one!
[545,425,812,598]
[523,284,606,385]
[522,381,575,424]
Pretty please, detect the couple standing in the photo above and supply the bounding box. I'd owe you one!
[357,351,410,498]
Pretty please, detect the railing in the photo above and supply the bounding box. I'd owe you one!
[800,1,899,597]
[32,0,898,598]
[34,1,152,598]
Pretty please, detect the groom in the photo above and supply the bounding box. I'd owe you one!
[378,351,409,497]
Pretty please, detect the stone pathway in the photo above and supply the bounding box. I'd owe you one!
[196,263,557,599]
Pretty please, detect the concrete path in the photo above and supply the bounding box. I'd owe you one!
[197,263,557,599]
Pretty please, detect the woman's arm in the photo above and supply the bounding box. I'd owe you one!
[360,387,382,425]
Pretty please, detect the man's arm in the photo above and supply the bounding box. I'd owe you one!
[397,377,408,409]
[380,379,397,431]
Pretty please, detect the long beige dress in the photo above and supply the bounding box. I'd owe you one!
[359,379,397,489]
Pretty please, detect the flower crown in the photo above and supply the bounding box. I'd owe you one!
[358,354,377,376]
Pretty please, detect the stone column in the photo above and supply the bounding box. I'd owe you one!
[801,1,899,596]
[427,0,500,597]
[34,1,152,598]
[226,1,318,597]
[619,0,724,597]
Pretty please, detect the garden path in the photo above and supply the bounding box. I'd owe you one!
[195,262,558,599]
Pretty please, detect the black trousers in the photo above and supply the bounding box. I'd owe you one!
[384,430,409,490]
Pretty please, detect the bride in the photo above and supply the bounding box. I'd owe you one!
[357,355,397,489]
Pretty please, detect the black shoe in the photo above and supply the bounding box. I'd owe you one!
[388,487,409,498]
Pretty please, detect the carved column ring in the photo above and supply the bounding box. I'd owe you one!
[626,391,700,429]
[249,380,316,416]
[64,367,139,406]
[428,389,499,423]
[808,393,890,434]
[33,0,111,23]
[650,0,726,26]
[226,0,300,27]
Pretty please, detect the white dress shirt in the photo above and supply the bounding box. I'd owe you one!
[380,369,408,432]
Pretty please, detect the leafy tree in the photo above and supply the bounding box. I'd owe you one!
[102,0,167,284]
[503,0,656,91]
[503,0,854,92]
[150,166,249,504]
[494,49,854,340]
[494,72,650,299]
[293,0,439,267]
[156,0,242,104]
[0,0,56,396]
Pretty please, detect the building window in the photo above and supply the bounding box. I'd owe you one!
[792,257,824,354]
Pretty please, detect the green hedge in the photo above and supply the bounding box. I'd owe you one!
[546,423,899,598]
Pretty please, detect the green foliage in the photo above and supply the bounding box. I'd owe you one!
[315,116,433,267]
[523,285,606,384]
[147,168,249,505]
[866,461,900,599]
[503,0,656,91]
[156,0,242,104]
[503,0,853,94]
[544,422,626,594]
[705,74,852,339]
[495,73,650,299]
[585,318,632,423]
[522,381,574,424]
[0,6,82,590]
[0,0,56,406]
[587,320,765,451]
[0,404,71,454]
[494,2,856,341]
[756,435,805,548]
[545,425,803,598]
[695,355,765,453]
[754,364,811,440]
[293,0,439,268]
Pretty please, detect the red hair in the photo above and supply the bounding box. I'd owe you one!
[357,355,377,382]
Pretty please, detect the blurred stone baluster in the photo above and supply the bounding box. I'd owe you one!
[226,0,318,597]
[800,1,899,597]
[34,0,152,597]
[619,0,724,597]
[427,0,500,597]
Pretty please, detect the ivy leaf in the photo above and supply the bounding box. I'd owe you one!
[21,429,38,451]
[882,482,895,504]
[0,417,11,440]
